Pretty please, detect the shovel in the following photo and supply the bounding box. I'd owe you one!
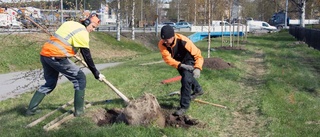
[74,56,130,104]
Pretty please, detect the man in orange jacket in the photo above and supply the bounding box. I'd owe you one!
[26,14,105,117]
[158,25,204,116]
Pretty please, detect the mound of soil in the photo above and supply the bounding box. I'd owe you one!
[213,46,246,50]
[204,57,234,70]
[90,93,204,128]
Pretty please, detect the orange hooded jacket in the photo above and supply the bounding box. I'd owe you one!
[158,33,203,70]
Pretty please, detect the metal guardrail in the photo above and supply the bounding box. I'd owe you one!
[0,26,192,34]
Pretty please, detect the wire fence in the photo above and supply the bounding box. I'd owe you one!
[289,26,320,50]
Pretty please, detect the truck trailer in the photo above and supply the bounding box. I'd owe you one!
[269,11,319,29]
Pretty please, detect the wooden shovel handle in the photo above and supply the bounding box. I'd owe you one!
[74,55,130,104]
[102,78,130,104]
[194,99,227,109]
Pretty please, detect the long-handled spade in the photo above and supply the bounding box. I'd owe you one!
[73,56,130,104]
[168,91,227,109]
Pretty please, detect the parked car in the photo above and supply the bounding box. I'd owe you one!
[162,22,176,27]
[155,23,165,28]
[174,22,192,28]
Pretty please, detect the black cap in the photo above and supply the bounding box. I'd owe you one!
[160,25,174,39]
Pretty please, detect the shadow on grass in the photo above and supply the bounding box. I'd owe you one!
[157,96,180,110]
[0,104,28,126]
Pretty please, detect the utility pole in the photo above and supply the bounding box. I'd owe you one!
[177,0,180,22]
[51,0,53,22]
[207,0,211,58]
[132,0,135,40]
[117,0,121,41]
[194,0,196,25]
[229,0,232,47]
[60,0,63,23]
[301,0,306,27]
[75,0,78,17]
[155,0,159,36]
[285,0,288,28]
[140,0,143,21]
[204,0,207,25]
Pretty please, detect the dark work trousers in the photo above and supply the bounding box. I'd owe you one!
[178,69,202,109]
[38,55,86,94]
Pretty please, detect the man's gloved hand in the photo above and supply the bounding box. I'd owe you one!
[179,64,194,71]
[98,73,105,81]
[193,69,201,78]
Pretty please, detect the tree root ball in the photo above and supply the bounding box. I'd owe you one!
[116,93,165,127]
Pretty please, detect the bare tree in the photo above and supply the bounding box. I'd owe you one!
[116,0,120,41]
[132,0,135,40]
[207,0,211,58]
[290,0,306,27]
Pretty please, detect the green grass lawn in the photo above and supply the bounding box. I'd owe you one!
[0,30,319,137]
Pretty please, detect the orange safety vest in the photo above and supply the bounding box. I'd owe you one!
[40,23,87,57]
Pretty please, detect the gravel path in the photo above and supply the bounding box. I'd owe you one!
[0,62,122,101]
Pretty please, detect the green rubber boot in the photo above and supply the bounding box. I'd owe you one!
[74,90,85,117]
[26,91,45,116]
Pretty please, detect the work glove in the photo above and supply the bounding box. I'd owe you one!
[98,73,106,82]
[179,64,194,71]
[193,68,201,78]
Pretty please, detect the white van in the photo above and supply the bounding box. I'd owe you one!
[247,20,277,32]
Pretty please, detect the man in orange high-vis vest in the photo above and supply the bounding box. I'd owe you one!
[26,14,105,117]
[158,25,204,116]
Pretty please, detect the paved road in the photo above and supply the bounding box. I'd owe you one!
[0,62,122,101]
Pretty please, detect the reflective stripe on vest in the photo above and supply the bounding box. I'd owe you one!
[46,27,87,57]
[47,40,72,57]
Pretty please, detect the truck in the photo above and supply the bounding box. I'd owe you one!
[0,8,18,28]
[269,11,319,29]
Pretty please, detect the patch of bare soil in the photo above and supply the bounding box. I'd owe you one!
[214,46,246,50]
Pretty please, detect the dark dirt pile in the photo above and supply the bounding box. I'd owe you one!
[203,57,234,70]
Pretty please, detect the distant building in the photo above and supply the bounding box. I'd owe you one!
[98,3,117,25]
